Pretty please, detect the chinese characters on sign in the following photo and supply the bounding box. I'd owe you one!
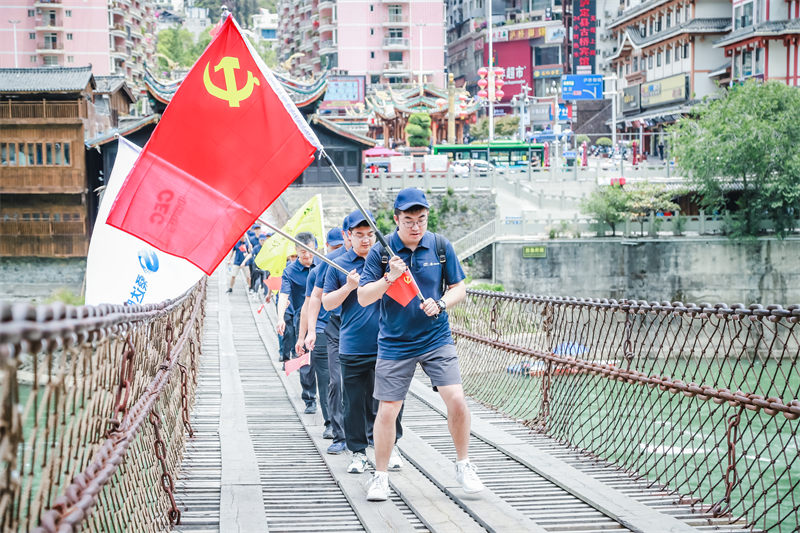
[508,26,546,41]
[522,245,547,258]
[533,67,564,78]
[571,0,597,75]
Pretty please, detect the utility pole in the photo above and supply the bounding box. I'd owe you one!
[486,0,494,142]
[9,20,20,68]
[604,75,618,150]
[447,73,456,143]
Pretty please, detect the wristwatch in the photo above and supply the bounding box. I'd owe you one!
[436,299,447,312]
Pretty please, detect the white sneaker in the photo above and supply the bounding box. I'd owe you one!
[366,472,390,501]
[347,452,369,474]
[456,461,485,494]
[388,446,403,471]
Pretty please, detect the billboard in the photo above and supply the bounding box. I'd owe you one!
[622,84,641,113]
[319,75,366,111]
[572,0,597,75]
[640,74,688,108]
[484,39,533,102]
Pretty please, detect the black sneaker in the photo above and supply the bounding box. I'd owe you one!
[226,288,232,294]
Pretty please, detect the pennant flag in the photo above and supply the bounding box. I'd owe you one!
[85,139,205,306]
[385,271,420,307]
[106,15,321,275]
[285,352,310,376]
[254,194,325,277]
[264,275,282,292]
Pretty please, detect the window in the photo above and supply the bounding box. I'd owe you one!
[666,46,671,64]
[45,144,52,165]
[370,51,375,58]
[633,57,639,71]
[534,45,560,65]
[333,151,345,166]
[371,74,380,83]
[29,33,35,39]
[676,7,681,21]
[388,51,403,62]
[17,144,26,167]
[67,56,74,63]
[683,43,689,58]
[65,9,72,16]
[666,13,671,27]
[648,54,653,69]
[370,4,373,10]
[36,143,43,165]
[67,33,73,40]
[388,5,402,16]
[370,28,374,35]
[657,51,661,67]
[28,9,34,16]
[625,63,630,75]
[30,55,37,63]
[388,28,403,37]
[0,144,7,165]
[346,151,358,167]
[742,49,753,77]
[43,55,59,66]
[755,47,764,75]
[675,46,680,61]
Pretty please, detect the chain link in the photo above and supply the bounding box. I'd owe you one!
[149,408,181,526]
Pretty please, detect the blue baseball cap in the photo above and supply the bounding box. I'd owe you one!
[394,188,430,211]
[326,227,344,246]
[347,209,376,230]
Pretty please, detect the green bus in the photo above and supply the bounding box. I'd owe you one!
[432,141,545,168]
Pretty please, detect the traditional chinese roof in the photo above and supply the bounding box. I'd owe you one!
[714,19,800,48]
[311,115,376,147]
[84,114,161,148]
[143,67,328,111]
[0,66,95,94]
[365,84,480,120]
[94,75,136,104]
[608,18,731,61]
[607,0,679,30]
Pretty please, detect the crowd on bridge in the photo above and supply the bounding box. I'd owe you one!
[228,188,485,502]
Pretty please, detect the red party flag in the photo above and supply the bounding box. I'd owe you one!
[265,275,282,291]
[285,352,310,376]
[386,271,421,307]
[106,16,321,275]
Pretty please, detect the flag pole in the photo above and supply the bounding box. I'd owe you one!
[257,218,350,276]
[320,150,429,307]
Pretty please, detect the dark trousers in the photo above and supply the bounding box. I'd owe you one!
[341,355,403,454]
[311,333,330,426]
[293,314,316,408]
[324,315,345,443]
[250,266,266,292]
[279,312,296,362]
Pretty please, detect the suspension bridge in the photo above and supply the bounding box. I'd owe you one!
[1,271,798,532]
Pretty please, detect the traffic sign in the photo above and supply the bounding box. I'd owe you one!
[561,75,604,100]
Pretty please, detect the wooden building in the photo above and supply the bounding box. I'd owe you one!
[0,67,97,258]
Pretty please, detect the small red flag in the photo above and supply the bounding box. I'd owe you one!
[106,16,320,274]
[385,271,420,307]
[285,352,310,376]
[265,275,282,291]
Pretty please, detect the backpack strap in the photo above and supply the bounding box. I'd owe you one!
[433,232,448,296]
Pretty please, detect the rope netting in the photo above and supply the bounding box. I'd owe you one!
[451,291,800,532]
[0,280,205,532]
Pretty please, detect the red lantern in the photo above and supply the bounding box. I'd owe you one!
[458,93,468,101]
[477,67,488,78]
[477,89,488,99]
[493,67,504,78]
[495,89,504,100]
[494,78,504,89]
[477,78,488,89]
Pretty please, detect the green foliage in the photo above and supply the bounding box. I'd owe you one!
[596,137,612,147]
[673,213,688,236]
[406,113,432,147]
[575,134,590,146]
[470,116,520,140]
[669,80,800,237]
[580,184,630,236]
[46,288,83,306]
[470,282,505,292]
[157,28,213,69]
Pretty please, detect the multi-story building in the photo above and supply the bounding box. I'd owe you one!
[1,0,158,89]
[278,0,445,87]
[713,0,800,85]
[602,0,731,151]
[253,9,279,42]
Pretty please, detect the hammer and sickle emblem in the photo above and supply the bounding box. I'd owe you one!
[203,56,260,108]
[403,273,412,284]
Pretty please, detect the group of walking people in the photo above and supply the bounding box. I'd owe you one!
[270,187,485,501]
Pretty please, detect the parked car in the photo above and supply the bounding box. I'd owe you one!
[451,159,495,177]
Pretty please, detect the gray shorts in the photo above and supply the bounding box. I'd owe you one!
[374,344,462,402]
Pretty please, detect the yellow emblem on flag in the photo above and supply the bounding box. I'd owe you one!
[255,194,326,281]
[203,57,260,108]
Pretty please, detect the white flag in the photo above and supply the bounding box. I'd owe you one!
[85,138,205,306]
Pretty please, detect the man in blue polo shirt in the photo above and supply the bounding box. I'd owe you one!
[226,233,252,294]
[277,231,318,414]
[305,216,351,455]
[357,188,484,501]
[323,210,403,475]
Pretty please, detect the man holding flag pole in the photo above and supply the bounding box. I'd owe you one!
[357,188,484,501]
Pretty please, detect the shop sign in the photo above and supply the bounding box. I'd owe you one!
[522,245,547,258]
[508,26,546,41]
[545,26,566,43]
[572,0,597,74]
[640,74,687,108]
[622,83,641,113]
[320,75,366,111]
[484,40,534,102]
[532,66,563,78]
[529,103,553,124]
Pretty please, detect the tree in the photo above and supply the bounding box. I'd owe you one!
[580,184,630,236]
[669,80,800,237]
[406,113,432,147]
[596,137,612,147]
[625,183,680,236]
[469,115,520,140]
[575,134,590,146]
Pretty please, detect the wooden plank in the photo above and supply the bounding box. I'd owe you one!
[395,430,547,533]
[409,380,701,533]
[217,274,270,533]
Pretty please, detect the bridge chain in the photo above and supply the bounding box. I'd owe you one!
[149,407,181,526]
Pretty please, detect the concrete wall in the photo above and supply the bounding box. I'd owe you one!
[493,237,800,305]
[0,258,86,303]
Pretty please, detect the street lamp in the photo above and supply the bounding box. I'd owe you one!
[510,83,531,141]
[9,19,21,68]
[477,66,504,143]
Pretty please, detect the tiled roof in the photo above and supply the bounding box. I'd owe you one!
[85,114,160,148]
[608,0,676,29]
[626,18,731,47]
[0,66,95,93]
[94,75,135,102]
[714,19,800,47]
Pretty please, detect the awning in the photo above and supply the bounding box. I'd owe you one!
[608,102,691,127]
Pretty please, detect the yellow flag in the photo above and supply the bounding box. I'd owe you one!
[255,194,325,277]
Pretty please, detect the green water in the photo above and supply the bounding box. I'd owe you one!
[463,358,800,531]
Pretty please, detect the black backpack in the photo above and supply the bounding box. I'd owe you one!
[378,232,449,296]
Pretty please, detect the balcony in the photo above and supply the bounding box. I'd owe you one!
[318,0,335,11]
[383,37,410,48]
[110,24,127,37]
[319,39,337,54]
[0,233,88,258]
[36,42,65,54]
[382,15,409,26]
[34,21,64,32]
[0,168,84,194]
[383,61,409,72]
[0,100,84,120]
[34,0,64,7]
[319,18,336,32]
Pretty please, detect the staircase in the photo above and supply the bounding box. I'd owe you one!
[452,219,497,261]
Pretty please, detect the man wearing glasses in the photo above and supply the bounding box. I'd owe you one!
[357,188,484,501]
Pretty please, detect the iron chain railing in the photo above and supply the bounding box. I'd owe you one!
[0,280,205,532]
[450,291,800,532]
